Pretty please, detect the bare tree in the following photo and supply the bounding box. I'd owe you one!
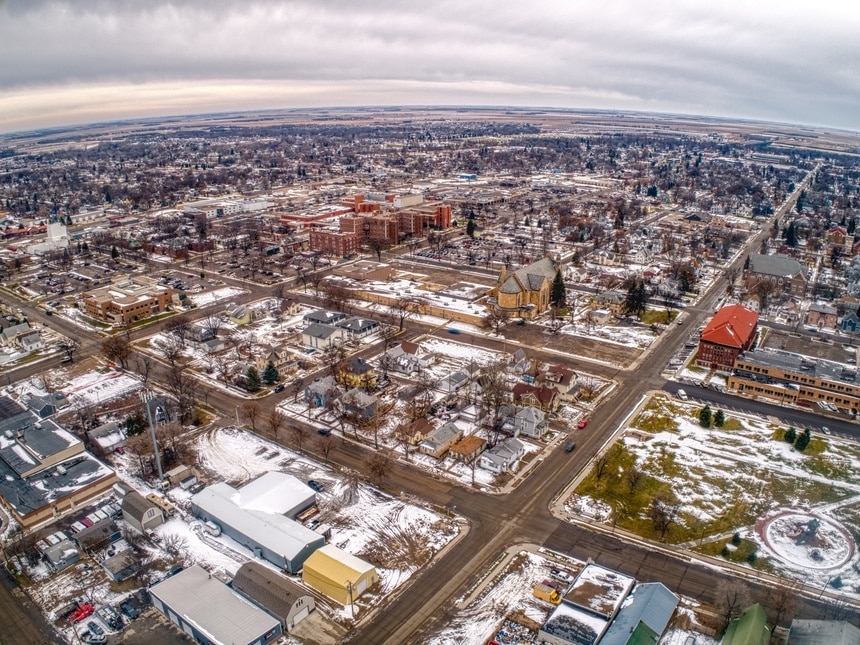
[161,533,188,558]
[57,338,79,363]
[483,307,510,334]
[266,409,285,437]
[289,424,308,454]
[102,335,131,369]
[649,491,680,540]
[159,338,184,367]
[393,423,413,461]
[388,296,425,331]
[315,433,335,463]
[479,360,508,445]
[714,578,752,633]
[241,402,261,431]
[365,452,391,487]
[164,314,192,346]
[134,353,155,385]
[200,314,223,339]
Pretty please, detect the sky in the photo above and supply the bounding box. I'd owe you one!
[1,0,859,134]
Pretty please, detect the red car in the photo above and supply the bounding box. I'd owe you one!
[69,603,94,623]
[577,418,588,429]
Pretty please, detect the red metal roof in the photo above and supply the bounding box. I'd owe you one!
[700,304,758,349]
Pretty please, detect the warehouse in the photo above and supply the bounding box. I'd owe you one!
[231,561,315,632]
[190,473,324,573]
[150,564,282,645]
[302,544,378,605]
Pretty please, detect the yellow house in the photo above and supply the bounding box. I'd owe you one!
[302,544,378,605]
[338,358,376,389]
[490,255,558,318]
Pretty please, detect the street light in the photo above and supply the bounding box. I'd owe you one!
[139,388,164,483]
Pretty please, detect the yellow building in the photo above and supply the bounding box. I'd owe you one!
[302,544,377,605]
[489,255,558,318]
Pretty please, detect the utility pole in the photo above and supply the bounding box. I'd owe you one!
[140,389,164,483]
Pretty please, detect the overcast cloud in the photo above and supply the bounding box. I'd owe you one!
[1,0,859,133]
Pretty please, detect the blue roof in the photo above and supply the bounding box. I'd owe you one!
[600,583,678,645]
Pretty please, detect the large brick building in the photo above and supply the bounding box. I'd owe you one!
[696,304,759,371]
[81,277,174,325]
[309,230,359,257]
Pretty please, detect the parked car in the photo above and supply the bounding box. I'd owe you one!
[273,384,285,393]
[550,569,573,584]
[119,602,139,620]
[307,480,325,493]
[676,389,688,401]
[87,620,104,636]
[316,428,331,436]
[577,418,588,429]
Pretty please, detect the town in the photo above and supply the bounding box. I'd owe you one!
[0,107,859,645]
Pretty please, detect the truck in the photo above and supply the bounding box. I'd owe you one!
[533,583,562,605]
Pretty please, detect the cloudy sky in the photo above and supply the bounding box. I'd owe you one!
[1,0,859,133]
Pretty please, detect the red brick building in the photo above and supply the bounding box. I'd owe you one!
[309,230,359,257]
[696,304,759,371]
[339,214,399,245]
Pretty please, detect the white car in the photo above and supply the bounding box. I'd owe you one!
[676,389,688,401]
[550,568,574,584]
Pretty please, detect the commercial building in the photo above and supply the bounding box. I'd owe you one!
[150,564,282,645]
[190,472,324,573]
[302,544,378,605]
[696,304,759,371]
[231,561,315,632]
[728,348,860,411]
[81,276,173,325]
[0,398,117,529]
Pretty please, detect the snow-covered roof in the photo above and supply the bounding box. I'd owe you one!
[234,472,315,516]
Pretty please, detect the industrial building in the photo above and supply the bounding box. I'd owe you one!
[302,544,378,605]
[190,472,325,573]
[231,561,315,632]
[150,564,282,645]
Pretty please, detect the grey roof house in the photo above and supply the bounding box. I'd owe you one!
[231,561,315,632]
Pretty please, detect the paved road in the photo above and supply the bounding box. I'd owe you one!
[0,567,63,645]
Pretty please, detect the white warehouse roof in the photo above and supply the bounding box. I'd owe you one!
[234,471,315,516]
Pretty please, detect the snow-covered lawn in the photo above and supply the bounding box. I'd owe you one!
[64,369,142,406]
[189,286,247,307]
[568,392,860,592]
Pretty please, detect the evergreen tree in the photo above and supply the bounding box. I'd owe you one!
[623,278,648,319]
[794,428,811,451]
[699,405,712,428]
[123,412,147,436]
[246,366,262,392]
[785,222,797,247]
[714,409,725,427]
[551,270,566,308]
[111,245,119,260]
[466,219,477,238]
[262,360,279,385]
[784,427,797,444]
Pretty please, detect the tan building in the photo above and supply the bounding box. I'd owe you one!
[489,256,558,318]
[81,276,173,325]
[302,544,378,605]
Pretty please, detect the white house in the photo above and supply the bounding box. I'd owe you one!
[479,437,525,474]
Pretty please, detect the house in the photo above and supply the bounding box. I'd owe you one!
[419,422,463,458]
[103,552,140,582]
[543,365,579,400]
[512,382,560,412]
[593,290,626,315]
[513,407,548,438]
[746,253,807,297]
[304,376,341,409]
[187,323,215,342]
[379,342,423,375]
[787,619,860,645]
[339,388,378,420]
[254,344,297,374]
[696,304,759,372]
[86,421,126,454]
[303,309,347,326]
[226,302,253,325]
[336,317,379,338]
[509,348,531,375]
[588,308,613,325]
[302,323,347,349]
[43,539,79,572]
[397,418,435,446]
[231,561,315,632]
[26,392,68,418]
[339,357,376,389]
[278,299,302,318]
[842,311,860,334]
[721,603,770,645]
[202,337,227,353]
[436,370,470,394]
[489,255,559,318]
[302,544,378,605]
[479,437,525,474]
[600,582,678,645]
[17,330,44,352]
[121,491,165,534]
[1,322,31,345]
[73,519,121,552]
[448,435,487,462]
[806,302,838,329]
[150,565,282,645]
